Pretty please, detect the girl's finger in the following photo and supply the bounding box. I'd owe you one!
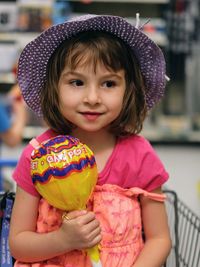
[88,226,101,241]
[83,217,100,233]
[79,211,97,224]
[86,232,102,248]
[63,210,87,221]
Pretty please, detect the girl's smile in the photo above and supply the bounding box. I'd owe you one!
[58,61,126,134]
[79,111,104,122]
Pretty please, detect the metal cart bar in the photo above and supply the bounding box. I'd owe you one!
[164,189,200,267]
[0,159,17,191]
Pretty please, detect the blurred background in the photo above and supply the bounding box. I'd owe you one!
[0,0,199,217]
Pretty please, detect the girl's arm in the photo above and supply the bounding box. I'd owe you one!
[133,187,172,267]
[9,186,101,263]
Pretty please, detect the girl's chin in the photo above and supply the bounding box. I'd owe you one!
[72,126,108,135]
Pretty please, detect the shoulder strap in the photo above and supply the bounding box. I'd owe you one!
[29,138,40,149]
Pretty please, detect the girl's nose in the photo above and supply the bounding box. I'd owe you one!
[83,87,101,105]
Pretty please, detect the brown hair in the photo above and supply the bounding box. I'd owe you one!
[41,31,147,137]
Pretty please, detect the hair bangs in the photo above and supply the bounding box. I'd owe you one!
[65,32,126,73]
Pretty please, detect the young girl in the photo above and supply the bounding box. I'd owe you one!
[9,14,172,267]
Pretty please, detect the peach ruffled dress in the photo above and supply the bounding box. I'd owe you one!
[14,184,165,267]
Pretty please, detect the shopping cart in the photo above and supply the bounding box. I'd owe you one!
[0,159,17,191]
[163,189,200,267]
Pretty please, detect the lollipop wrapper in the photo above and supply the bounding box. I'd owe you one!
[31,135,98,210]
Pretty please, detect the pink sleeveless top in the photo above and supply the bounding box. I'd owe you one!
[13,129,169,197]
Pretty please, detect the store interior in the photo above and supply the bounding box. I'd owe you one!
[0,1,200,266]
[0,0,200,212]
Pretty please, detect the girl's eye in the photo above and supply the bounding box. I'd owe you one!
[70,80,84,86]
[103,80,116,88]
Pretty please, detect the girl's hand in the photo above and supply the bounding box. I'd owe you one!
[58,210,101,252]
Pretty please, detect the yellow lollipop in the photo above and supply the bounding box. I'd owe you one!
[31,135,101,267]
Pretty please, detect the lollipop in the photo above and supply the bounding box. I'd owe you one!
[31,135,101,267]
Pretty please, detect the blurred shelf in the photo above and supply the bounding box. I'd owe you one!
[17,0,53,7]
[144,130,200,145]
[69,0,168,3]
[0,73,15,84]
[23,126,46,140]
[0,32,39,46]
[17,0,169,3]
[21,126,200,145]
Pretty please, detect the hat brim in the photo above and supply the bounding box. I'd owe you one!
[18,15,166,116]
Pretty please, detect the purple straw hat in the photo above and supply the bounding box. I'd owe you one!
[18,14,166,117]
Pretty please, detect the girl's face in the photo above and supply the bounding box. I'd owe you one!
[58,60,126,134]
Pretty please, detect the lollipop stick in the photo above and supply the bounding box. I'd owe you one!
[91,260,102,267]
[87,245,102,267]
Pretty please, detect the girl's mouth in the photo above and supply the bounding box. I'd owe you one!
[80,112,102,121]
